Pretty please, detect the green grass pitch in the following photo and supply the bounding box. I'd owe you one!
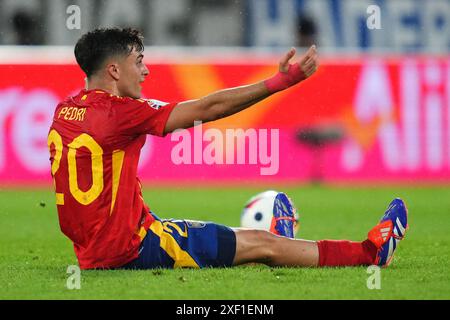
[1,185,449,299]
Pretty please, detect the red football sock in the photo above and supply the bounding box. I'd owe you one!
[317,239,377,267]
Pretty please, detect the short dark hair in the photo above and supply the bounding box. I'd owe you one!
[74,27,144,77]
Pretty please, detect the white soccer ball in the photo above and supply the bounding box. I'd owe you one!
[240,190,299,234]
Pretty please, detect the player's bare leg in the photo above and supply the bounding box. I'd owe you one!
[232,229,319,267]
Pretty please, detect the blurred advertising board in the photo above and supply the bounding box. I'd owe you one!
[0,55,449,184]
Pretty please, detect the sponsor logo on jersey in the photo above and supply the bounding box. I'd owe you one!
[146,99,169,110]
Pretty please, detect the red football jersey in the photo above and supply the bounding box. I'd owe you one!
[47,89,177,269]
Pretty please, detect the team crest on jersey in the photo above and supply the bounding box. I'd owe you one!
[145,99,169,110]
[185,220,206,228]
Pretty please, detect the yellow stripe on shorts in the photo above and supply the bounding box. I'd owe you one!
[136,226,147,241]
[149,220,199,268]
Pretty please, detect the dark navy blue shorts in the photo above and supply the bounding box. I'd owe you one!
[121,213,236,269]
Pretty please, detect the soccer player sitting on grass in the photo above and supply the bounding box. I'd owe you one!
[47,28,408,270]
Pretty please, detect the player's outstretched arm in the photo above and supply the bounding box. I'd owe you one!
[163,45,318,135]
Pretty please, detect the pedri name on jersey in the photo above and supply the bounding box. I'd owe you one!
[58,106,87,121]
[56,98,167,122]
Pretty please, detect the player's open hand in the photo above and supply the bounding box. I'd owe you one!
[279,45,318,79]
[264,45,318,93]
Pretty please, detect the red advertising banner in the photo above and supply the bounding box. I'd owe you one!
[1,57,449,184]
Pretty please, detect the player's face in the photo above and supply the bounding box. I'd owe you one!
[117,48,149,99]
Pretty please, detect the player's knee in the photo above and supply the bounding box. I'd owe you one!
[235,228,281,264]
[248,229,280,264]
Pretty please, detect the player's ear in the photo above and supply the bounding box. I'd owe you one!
[106,63,120,81]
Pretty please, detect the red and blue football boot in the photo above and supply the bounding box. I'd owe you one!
[270,192,299,238]
[368,198,409,267]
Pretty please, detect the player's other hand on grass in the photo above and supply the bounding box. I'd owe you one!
[265,45,318,94]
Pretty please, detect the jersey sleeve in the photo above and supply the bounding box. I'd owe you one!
[114,98,178,137]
